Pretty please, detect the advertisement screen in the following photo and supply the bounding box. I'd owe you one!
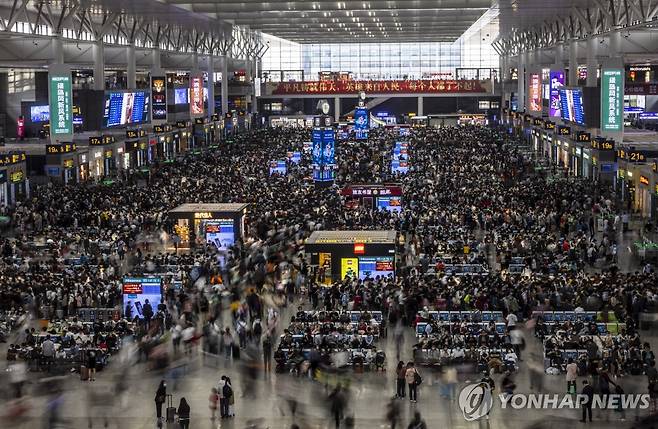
[559,88,585,125]
[30,105,50,123]
[303,141,312,153]
[528,73,542,112]
[322,129,335,164]
[354,107,369,140]
[269,160,287,175]
[399,127,410,137]
[288,151,301,164]
[122,277,162,319]
[103,91,150,128]
[601,69,623,132]
[190,76,204,116]
[151,76,167,121]
[549,70,565,117]
[391,159,409,174]
[312,129,323,165]
[313,165,334,182]
[48,73,73,136]
[204,219,235,250]
[341,258,358,280]
[358,256,394,280]
[175,88,188,105]
[377,196,402,212]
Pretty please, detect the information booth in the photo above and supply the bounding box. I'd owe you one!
[341,184,403,212]
[168,203,248,249]
[305,230,397,285]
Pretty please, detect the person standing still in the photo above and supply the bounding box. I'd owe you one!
[580,380,594,423]
[154,380,166,421]
[566,358,578,394]
[263,334,273,372]
[395,361,406,398]
[405,362,420,403]
[177,397,190,429]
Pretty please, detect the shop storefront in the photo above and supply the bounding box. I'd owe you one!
[174,121,192,152]
[124,129,149,169]
[0,152,29,205]
[168,203,248,250]
[87,135,117,178]
[341,184,403,212]
[153,124,174,160]
[45,142,78,184]
[305,230,397,285]
[193,117,212,148]
[582,148,592,178]
[78,151,89,181]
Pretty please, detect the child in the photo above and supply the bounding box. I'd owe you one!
[208,387,219,420]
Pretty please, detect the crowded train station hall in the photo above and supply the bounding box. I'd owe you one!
[2,0,658,428]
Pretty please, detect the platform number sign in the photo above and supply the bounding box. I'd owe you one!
[48,73,73,137]
[601,69,623,132]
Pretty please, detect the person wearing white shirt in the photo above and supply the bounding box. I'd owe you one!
[506,313,518,328]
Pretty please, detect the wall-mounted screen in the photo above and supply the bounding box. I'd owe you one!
[559,88,585,125]
[377,196,402,213]
[358,256,394,280]
[122,277,162,319]
[204,219,235,250]
[269,160,287,175]
[30,105,50,122]
[174,88,188,105]
[103,91,150,128]
[549,70,565,117]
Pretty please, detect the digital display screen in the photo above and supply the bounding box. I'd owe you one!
[312,129,323,165]
[322,129,335,164]
[528,73,542,112]
[190,76,204,116]
[288,151,301,164]
[303,141,312,153]
[30,105,50,122]
[103,91,150,128]
[358,256,394,280]
[377,196,402,212]
[269,160,287,175]
[391,159,409,174]
[559,88,585,125]
[204,219,235,250]
[151,76,167,121]
[175,88,188,105]
[354,107,369,140]
[549,70,565,117]
[122,277,162,319]
[399,127,410,136]
[313,165,334,182]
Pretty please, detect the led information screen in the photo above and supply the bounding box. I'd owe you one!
[322,129,335,164]
[269,160,287,175]
[354,107,369,140]
[312,129,323,165]
[48,73,73,136]
[204,219,235,250]
[151,76,167,121]
[601,69,623,132]
[31,105,50,123]
[528,73,542,112]
[122,277,162,319]
[549,70,565,117]
[559,88,585,125]
[358,256,394,280]
[103,91,150,128]
[190,75,204,116]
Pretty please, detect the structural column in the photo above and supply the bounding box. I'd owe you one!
[417,96,424,117]
[93,41,105,91]
[517,52,525,111]
[334,97,340,122]
[586,37,598,87]
[568,39,578,86]
[152,49,161,70]
[252,57,258,115]
[220,55,229,115]
[207,56,215,117]
[126,44,136,90]
[51,35,64,64]
[609,31,622,57]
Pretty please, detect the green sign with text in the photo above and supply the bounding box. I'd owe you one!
[48,74,73,136]
[600,69,623,132]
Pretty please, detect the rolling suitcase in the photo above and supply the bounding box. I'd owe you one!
[165,394,176,423]
[80,365,89,381]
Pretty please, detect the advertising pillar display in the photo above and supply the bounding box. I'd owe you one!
[48,64,73,144]
[312,114,335,186]
[528,71,542,114]
[548,70,565,118]
[600,67,624,134]
[189,72,205,118]
[150,71,167,123]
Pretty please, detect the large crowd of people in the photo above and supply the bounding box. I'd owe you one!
[1,123,657,428]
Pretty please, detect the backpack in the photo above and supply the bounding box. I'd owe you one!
[414,370,422,386]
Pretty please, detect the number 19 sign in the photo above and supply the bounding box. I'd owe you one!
[48,66,73,140]
[601,69,623,132]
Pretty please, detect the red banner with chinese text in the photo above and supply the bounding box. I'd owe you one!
[270,80,487,95]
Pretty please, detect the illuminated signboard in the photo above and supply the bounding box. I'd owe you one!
[0,152,26,166]
[189,75,204,117]
[151,76,167,121]
[528,73,542,112]
[601,68,623,132]
[176,121,187,129]
[271,79,486,95]
[48,72,73,137]
[544,121,555,130]
[640,175,650,186]
[576,131,591,142]
[10,171,24,182]
[126,129,139,139]
[591,139,615,151]
[89,136,103,146]
[194,117,205,125]
[46,143,77,154]
[63,159,74,168]
[153,124,166,133]
[549,70,565,117]
[194,212,213,219]
[557,126,571,135]
[354,243,365,255]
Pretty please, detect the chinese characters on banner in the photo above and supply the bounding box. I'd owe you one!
[190,75,204,117]
[528,73,542,112]
[601,69,623,132]
[48,68,73,143]
[549,70,565,117]
[151,76,167,121]
[271,80,486,95]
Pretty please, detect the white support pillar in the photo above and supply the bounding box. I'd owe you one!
[220,55,229,115]
[252,58,258,115]
[51,36,64,64]
[126,44,136,90]
[586,37,598,87]
[93,41,105,91]
[417,96,424,117]
[152,49,161,70]
[517,53,526,111]
[334,96,340,122]
[568,40,578,86]
[207,56,215,117]
[609,31,622,57]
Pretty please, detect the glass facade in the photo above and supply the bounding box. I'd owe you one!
[262,24,499,81]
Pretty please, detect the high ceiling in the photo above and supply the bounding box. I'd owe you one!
[165,0,493,43]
